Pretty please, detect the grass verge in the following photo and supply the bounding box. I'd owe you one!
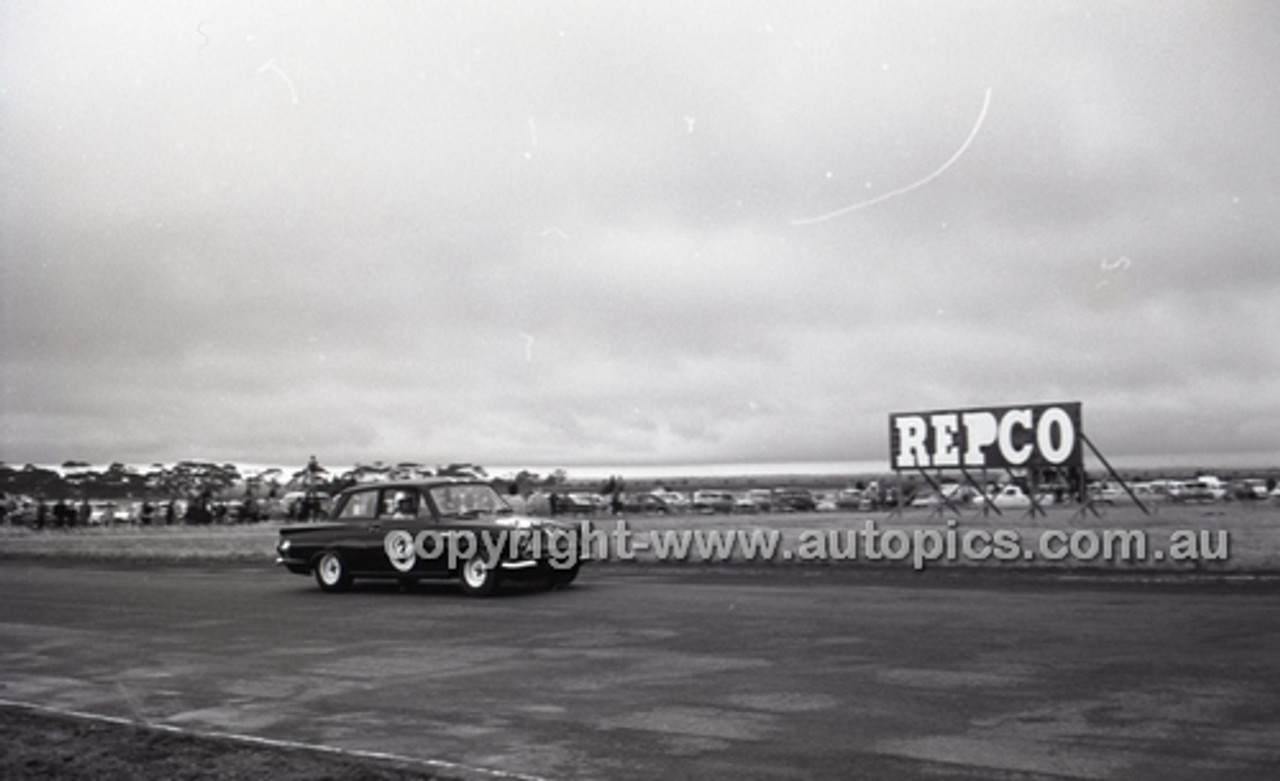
[1,503,1278,573]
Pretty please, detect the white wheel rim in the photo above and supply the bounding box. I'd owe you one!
[320,555,341,584]
[464,558,487,587]
[384,530,416,572]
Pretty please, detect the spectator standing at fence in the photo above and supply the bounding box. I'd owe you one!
[52,498,71,528]
[610,475,625,515]
[188,490,212,525]
[504,482,529,515]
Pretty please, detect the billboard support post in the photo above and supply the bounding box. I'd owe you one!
[1076,467,1102,518]
[1078,432,1152,517]
[915,467,965,517]
[968,467,1001,516]
[1025,467,1047,518]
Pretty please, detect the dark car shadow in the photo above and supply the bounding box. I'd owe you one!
[286,576,587,600]
[397,577,584,599]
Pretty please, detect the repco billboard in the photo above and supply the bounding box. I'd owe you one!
[890,402,1083,470]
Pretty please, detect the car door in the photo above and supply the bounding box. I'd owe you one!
[328,488,385,573]
[373,486,437,576]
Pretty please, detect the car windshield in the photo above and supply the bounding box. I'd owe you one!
[429,484,512,519]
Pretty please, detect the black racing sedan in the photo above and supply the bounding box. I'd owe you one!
[276,480,583,596]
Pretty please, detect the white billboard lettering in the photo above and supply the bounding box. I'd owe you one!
[890,403,1082,469]
[930,413,961,467]
[893,416,931,469]
[997,408,1034,466]
[1037,406,1076,464]
[960,411,998,465]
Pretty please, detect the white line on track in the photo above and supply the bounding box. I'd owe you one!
[0,697,554,781]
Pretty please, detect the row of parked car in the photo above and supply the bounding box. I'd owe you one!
[907,475,1278,510]
[536,486,881,516]
[541,474,1280,518]
[1093,476,1277,504]
[0,497,183,527]
[1,491,335,527]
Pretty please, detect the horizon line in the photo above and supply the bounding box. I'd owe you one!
[5,452,1277,481]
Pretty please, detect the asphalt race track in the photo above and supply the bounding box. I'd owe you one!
[2,561,1278,780]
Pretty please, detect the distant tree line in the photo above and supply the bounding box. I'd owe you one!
[0,460,575,503]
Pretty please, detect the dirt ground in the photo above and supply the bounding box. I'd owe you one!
[0,705,455,781]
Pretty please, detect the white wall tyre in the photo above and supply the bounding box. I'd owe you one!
[315,551,352,592]
[459,557,499,597]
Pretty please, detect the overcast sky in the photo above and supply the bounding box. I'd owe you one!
[2,1,1278,472]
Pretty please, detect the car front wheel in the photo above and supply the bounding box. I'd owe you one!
[459,557,499,597]
[315,551,352,592]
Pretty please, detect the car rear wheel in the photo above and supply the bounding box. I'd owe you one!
[315,551,352,592]
[459,556,499,597]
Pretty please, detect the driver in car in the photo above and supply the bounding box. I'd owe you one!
[390,494,417,518]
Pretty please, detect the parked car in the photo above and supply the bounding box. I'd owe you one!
[733,489,774,514]
[622,492,675,514]
[772,487,817,512]
[88,501,118,525]
[3,497,38,526]
[692,490,735,514]
[215,500,245,522]
[909,491,945,508]
[1168,481,1215,503]
[282,491,332,519]
[1233,479,1269,501]
[1135,480,1164,500]
[1089,483,1127,505]
[980,484,1059,510]
[986,485,1032,510]
[558,492,604,514]
[913,488,973,508]
[276,480,582,596]
[835,489,870,511]
[1193,476,1228,501]
[650,490,691,513]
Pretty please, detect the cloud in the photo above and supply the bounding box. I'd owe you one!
[2,1,1278,470]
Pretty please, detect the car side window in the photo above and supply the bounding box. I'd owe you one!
[335,491,377,520]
